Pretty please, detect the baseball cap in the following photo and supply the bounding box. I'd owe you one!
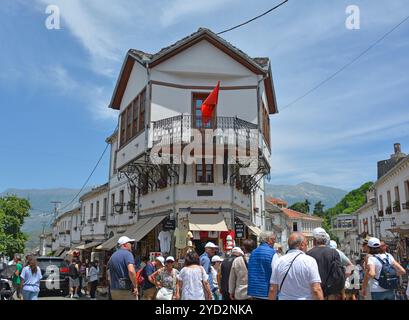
[211,255,223,263]
[117,236,135,246]
[368,237,381,248]
[156,256,165,265]
[312,227,327,238]
[166,256,175,262]
[204,242,218,249]
[329,240,337,249]
[231,247,244,256]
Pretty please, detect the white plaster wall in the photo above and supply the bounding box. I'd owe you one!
[120,62,148,112]
[116,133,147,169]
[81,191,109,239]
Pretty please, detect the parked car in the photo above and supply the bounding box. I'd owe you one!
[37,257,70,297]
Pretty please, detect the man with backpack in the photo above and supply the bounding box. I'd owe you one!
[219,247,241,300]
[366,237,406,300]
[307,228,345,300]
[68,259,80,298]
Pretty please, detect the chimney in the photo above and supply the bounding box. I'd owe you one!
[394,143,401,154]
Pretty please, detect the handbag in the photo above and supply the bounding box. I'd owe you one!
[118,277,133,290]
[156,287,173,300]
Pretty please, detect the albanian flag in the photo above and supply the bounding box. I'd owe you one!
[201,81,220,126]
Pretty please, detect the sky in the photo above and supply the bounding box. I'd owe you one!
[0,0,408,192]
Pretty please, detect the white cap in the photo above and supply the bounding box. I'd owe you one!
[211,255,223,263]
[117,236,135,246]
[368,237,381,248]
[166,256,175,262]
[156,256,165,265]
[204,242,218,249]
[329,240,337,249]
[231,247,244,256]
[313,227,327,238]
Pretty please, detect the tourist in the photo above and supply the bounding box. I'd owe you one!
[229,240,255,300]
[210,255,223,300]
[142,256,164,300]
[20,256,42,300]
[107,236,138,300]
[175,251,212,300]
[307,228,345,300]
[248,231,278,299]
[88,260,99,300]
[149,256,178,300]
[68,258,80,298]
[200,242,218,295]
[11,254,23,299]
[365,237,406,300]
[269,232,323,300]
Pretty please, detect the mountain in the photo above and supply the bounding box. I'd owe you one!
[265,182,348,210]
[0,188,91,250]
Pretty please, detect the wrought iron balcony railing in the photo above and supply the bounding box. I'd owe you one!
[152,115,259,148]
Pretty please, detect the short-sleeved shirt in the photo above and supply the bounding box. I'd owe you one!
[158,268,179,291]
[200,253,213,290]
[336,249,351,267]
[367,253,396,293]
[177,266,208,300]
[270,249,321,300]
[107,248,135,289]
[142,262,156,289]
[21,266,42,293]
[12,262,23,285]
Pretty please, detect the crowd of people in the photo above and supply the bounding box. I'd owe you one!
[106,230,409,300]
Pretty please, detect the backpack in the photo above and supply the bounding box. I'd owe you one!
[375,255,398,290]
[324,255,346,296]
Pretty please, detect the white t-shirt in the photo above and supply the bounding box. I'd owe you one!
[177,266,209,300]
[270,249,321,300]
[158,231,171,253]
[367,253,396,293]
[210,266,219,290]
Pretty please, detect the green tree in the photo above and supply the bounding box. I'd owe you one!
[313,201,325,216]
[289,200,310,214]
[0,195,31,257]
[304,199,311,214]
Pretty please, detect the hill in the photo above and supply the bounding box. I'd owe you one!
[265,182,348,209]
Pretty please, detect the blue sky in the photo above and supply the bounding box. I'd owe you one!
[0,0,408,192]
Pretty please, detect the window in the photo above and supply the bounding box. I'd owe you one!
[192,92,214,129]
[293,222,298,232]
[103,198,107,216]
[196,162,214,183]
[119,87,147,147]
[260,101,271,148]
[387,190,392,207]
[96,201,100,220]
[119,190,124,214]
[130,186,136,212]
[394,186,400,203]
[379,195,384,211]
[90,203,94,220]
[111,193,115,214]
[405,180,409,202]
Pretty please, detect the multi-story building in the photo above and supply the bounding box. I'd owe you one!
[51,206,80,256]
[95,28,278,258]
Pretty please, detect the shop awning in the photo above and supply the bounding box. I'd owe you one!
[189,213,228,232]
[238,217,262,236]
[76,241,102,250]
[96,215,167,251]
[54,248,65,257]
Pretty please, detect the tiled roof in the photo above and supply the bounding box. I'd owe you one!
[266,197,288,206]
[128,28,269,71]
[281,208,323,221]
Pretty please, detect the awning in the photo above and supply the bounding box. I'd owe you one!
[189,213,228,232]
[238,217,262,236]
[76,241,102,250]
[96,215,167,250]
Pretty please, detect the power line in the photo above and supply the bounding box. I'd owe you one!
[281,13,409,111]
[59,143,110,212]
[217,0,289,35]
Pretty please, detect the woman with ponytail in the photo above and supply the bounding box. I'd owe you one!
[20,256,42,300]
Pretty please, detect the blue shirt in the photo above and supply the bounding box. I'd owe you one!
[200,253,214,291]
[142,262,156,289]
[21,266,42,292]
[107,248,135,289]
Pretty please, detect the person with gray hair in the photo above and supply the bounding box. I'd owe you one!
[307,228,345,299]
[269,232,323,300]
[247,231,278,299]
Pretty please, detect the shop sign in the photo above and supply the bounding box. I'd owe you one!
[163,218,176,230]
[235,222,245,239]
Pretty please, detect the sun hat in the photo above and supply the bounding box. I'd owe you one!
[211,255,223,263]
[117,236,135,246]
[166,256,175,262]
[231,247,244,256]
[204,242,218,249]
[156,256,165,265]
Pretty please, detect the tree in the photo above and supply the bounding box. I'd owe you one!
[313,201,325,216]
[0,195,31,258]
[304,199,311,214]
[289,200,310,214]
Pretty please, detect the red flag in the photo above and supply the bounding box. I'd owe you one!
[201,81,220,126]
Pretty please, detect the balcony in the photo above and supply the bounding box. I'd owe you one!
[151,115,259,149]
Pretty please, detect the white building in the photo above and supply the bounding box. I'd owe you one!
[95,28,278,258]
[51,206,80,256]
